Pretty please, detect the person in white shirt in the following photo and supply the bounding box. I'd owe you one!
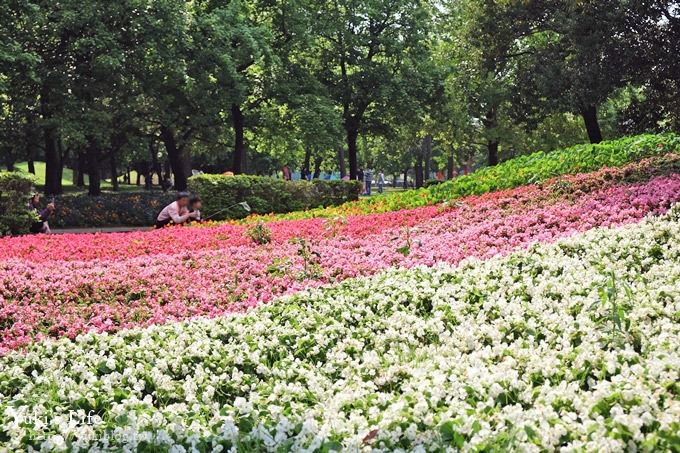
[155,192,198,228]
[377,170,386,194]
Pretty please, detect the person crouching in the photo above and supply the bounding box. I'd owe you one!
[155,192,199,228]
[188,196,203,223]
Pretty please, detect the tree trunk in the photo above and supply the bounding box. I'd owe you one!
[76,152,86,186]
[423,135,433,180]
[487,140,499,166]
[110,154,119,192]
[403,169,409,189]
[160,126,189,191]
[303,145,312,178]
[415,154,424,189]
[87,141,101,196]
[447,154,455,180]
[4,151,14,171]
[41,91,62,195]
[231,103,245,174]
[44,129,62,195]
[313,155,323,179]
[346,123,359,180]
[26,116,36,174]
[581,105,603,144]
[337,147,346,178]
[57,139,67,186]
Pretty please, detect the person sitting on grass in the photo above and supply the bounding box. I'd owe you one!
[188,196,203,223]
[155,192,198,228]
[28,193,55,234]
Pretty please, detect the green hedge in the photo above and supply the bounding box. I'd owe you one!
[48,192,175,228]
[0,171,37,236]
[188,175,362,220]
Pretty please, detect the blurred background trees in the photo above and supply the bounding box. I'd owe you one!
[1,0,678,193]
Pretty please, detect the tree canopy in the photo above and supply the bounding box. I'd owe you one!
[1,0,678,192]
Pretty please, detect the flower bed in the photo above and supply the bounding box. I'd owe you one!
[1,208,679,451]
[2,153,679,263]
[2,156,680,351]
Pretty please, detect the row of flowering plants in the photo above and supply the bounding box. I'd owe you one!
[1,155,680,351]
[1,207,679,451]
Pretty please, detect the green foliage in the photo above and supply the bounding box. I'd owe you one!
[423,179,444,189]
[427,133,680,201]
[266,132,680,220]
[0,171,37,236]
[188,174,362,220]
[46,192,175,228]
[246,222,272,245]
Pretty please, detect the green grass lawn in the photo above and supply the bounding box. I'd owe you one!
[14,161,142,193]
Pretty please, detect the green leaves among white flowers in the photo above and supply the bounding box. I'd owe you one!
[2,208,680,452]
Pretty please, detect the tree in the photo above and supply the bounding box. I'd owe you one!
[308,0,432,179]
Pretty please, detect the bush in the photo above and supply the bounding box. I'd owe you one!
[0,171,38,236]
[188,174,362,221]
[423,179,444,188]
[246,222,272,245]
[48,192,175,228]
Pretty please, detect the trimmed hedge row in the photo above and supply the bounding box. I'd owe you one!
[188,175,362,221]
[50,192,175,228]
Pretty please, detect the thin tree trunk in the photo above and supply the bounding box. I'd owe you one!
[447,154,455,180]
[231,103,245,174]
[581,105,603,144]
[415,156,424,188]
[303,146,312,178]
[57,139,67,185]
[423,135,433,180]
[488,140,499,166]
[403,169,409,189]
[313,156,323,179]
[41,92,62,195]
[110,154,119,192]
[44,130,61,195]
[4,151,14,171]
[76,152,86,186]
[337,147,346,178]
[160,126,188,191]
[87,140,101,196]
[26,116,36,174]
[346,122,359,180]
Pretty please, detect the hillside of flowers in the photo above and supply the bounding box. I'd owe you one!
[2,142,680,451]
[1,155,680,353]
[2,206,679,451]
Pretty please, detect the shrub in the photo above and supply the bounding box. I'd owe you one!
[48,192,175,228]
[188,174,362,221]
[246,222,272,245]
[423,179,444,188]
[0,171,38,236]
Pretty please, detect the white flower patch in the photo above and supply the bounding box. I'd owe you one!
[1,208,680,451]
